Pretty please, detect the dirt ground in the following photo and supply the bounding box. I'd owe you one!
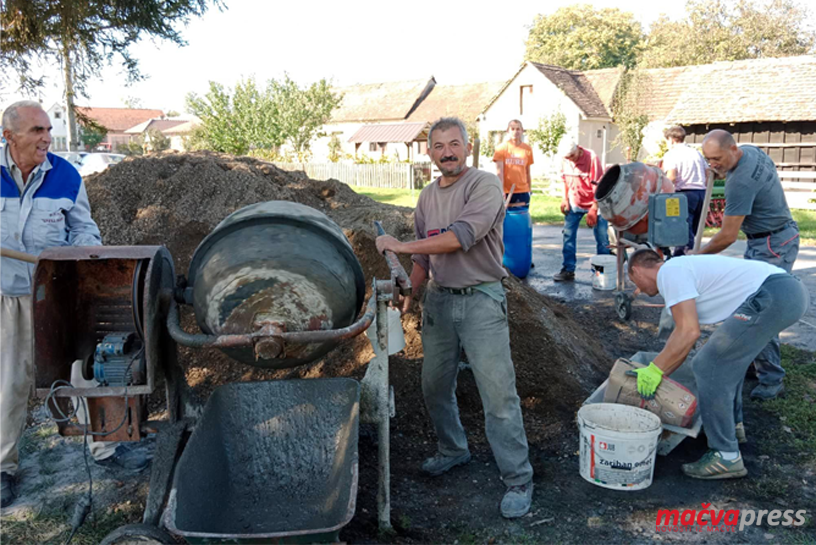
[1,152,814,544]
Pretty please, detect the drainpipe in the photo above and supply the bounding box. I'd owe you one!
[602,125,608,168]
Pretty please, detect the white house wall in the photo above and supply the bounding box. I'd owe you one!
[46,104,69,151]
[480,64,588,178]
[312,122,364,161]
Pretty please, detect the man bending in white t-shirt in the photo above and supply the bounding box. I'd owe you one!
[627,250,808,479]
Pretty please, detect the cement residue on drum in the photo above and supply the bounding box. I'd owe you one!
[205,267,333,333]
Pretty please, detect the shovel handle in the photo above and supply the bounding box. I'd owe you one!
[1,247,38,264]
[504,184,516,209]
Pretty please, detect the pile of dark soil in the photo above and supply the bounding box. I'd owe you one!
[85,150,613,431]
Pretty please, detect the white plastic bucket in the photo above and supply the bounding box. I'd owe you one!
[365,307,405,356]
[590,255,617,291]
[577,403,662,490]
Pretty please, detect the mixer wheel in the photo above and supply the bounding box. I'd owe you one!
[615,292,632,321]
[99,524,175,545]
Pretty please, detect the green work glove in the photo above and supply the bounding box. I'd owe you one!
[625,362,664,400]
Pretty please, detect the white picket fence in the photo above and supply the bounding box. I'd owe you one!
[273,162,431,190]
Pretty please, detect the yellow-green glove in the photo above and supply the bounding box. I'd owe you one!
[625,362,664,400]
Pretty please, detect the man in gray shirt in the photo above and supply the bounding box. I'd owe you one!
[376,117,533,519]
[699,129,800,400]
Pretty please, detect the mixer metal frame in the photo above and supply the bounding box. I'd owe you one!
[31,222,410,540]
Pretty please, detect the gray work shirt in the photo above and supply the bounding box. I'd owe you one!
[412,168,507,289]
[724,145,793,235]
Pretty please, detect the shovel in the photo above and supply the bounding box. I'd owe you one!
[504,184,516,209]
[0,247,38,264]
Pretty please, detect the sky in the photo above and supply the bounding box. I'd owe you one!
[4,0,697,113]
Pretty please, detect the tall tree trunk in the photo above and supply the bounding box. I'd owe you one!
[63,46,78,152]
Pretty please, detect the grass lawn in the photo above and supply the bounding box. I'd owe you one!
[351,187,565,223]
[352,186,816,244]
[756,345,816,457]
[350,187,422,209]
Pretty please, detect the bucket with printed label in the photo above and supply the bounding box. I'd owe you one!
[590,255,617,291]
[577,403,662,490]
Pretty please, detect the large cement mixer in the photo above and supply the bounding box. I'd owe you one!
[595,162,675,235]
[29,201,407,544]
[595,162,700,320]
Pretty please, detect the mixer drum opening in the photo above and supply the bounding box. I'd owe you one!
[186,201,366,369]
[595,164,621,201]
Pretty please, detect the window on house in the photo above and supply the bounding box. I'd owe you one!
[54,112,62,119]
[369,142,377,152]
[519,85,533,115]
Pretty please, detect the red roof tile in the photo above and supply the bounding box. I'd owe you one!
[76,107,165,132]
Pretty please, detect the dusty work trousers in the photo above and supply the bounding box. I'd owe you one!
[0,295,116,476]
[692,274,809,453]
[743,221,800,387]
[421,284,533,487]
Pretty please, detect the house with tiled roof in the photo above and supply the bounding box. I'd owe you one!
[660,55,816,173]
[311,78,436,161]
[479,61,625,176]
[75,107,165,151]
[313,78,503,163]
[406,82,506,126]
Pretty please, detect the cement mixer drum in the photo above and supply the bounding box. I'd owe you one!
[595,163,675,235]
[186,201,366,368]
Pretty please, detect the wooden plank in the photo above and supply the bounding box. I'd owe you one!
[786,122,802,143]
[770,122,786,143]
[779,171,816,180]
[801,122,816,143]
[737,123,753,143]
[768,147,784,163]
[783,146,800,165]
[782,181,816,190]
[744,142,816,148]
[753,124,770,143]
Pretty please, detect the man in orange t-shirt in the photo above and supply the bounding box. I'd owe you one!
[493,120,534,207]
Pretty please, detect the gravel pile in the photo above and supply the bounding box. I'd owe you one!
[85,151,611,421]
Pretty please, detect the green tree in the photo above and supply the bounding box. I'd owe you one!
[524,5,644,70]
[1,0,221,150]
[611,69,652,161]
[268,75,341,154]
[79,120,107,150]
[328,134,342,163]
[527,111,567,158]
[187,75,340,156]
[186,78,274,155]
[146,128,170,152]
[639,0,816,68]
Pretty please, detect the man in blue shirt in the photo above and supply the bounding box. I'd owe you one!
[1,101,146,508]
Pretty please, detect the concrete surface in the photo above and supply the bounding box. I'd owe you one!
[524,225,816,352]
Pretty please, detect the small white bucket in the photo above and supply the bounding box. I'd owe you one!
[577,403,662,490]
[590,255,617,291]
[366,308,405,356]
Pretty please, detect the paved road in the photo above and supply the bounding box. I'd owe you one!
[524,225,816,352]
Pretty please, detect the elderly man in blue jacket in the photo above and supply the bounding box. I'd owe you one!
[1,101,146,508]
